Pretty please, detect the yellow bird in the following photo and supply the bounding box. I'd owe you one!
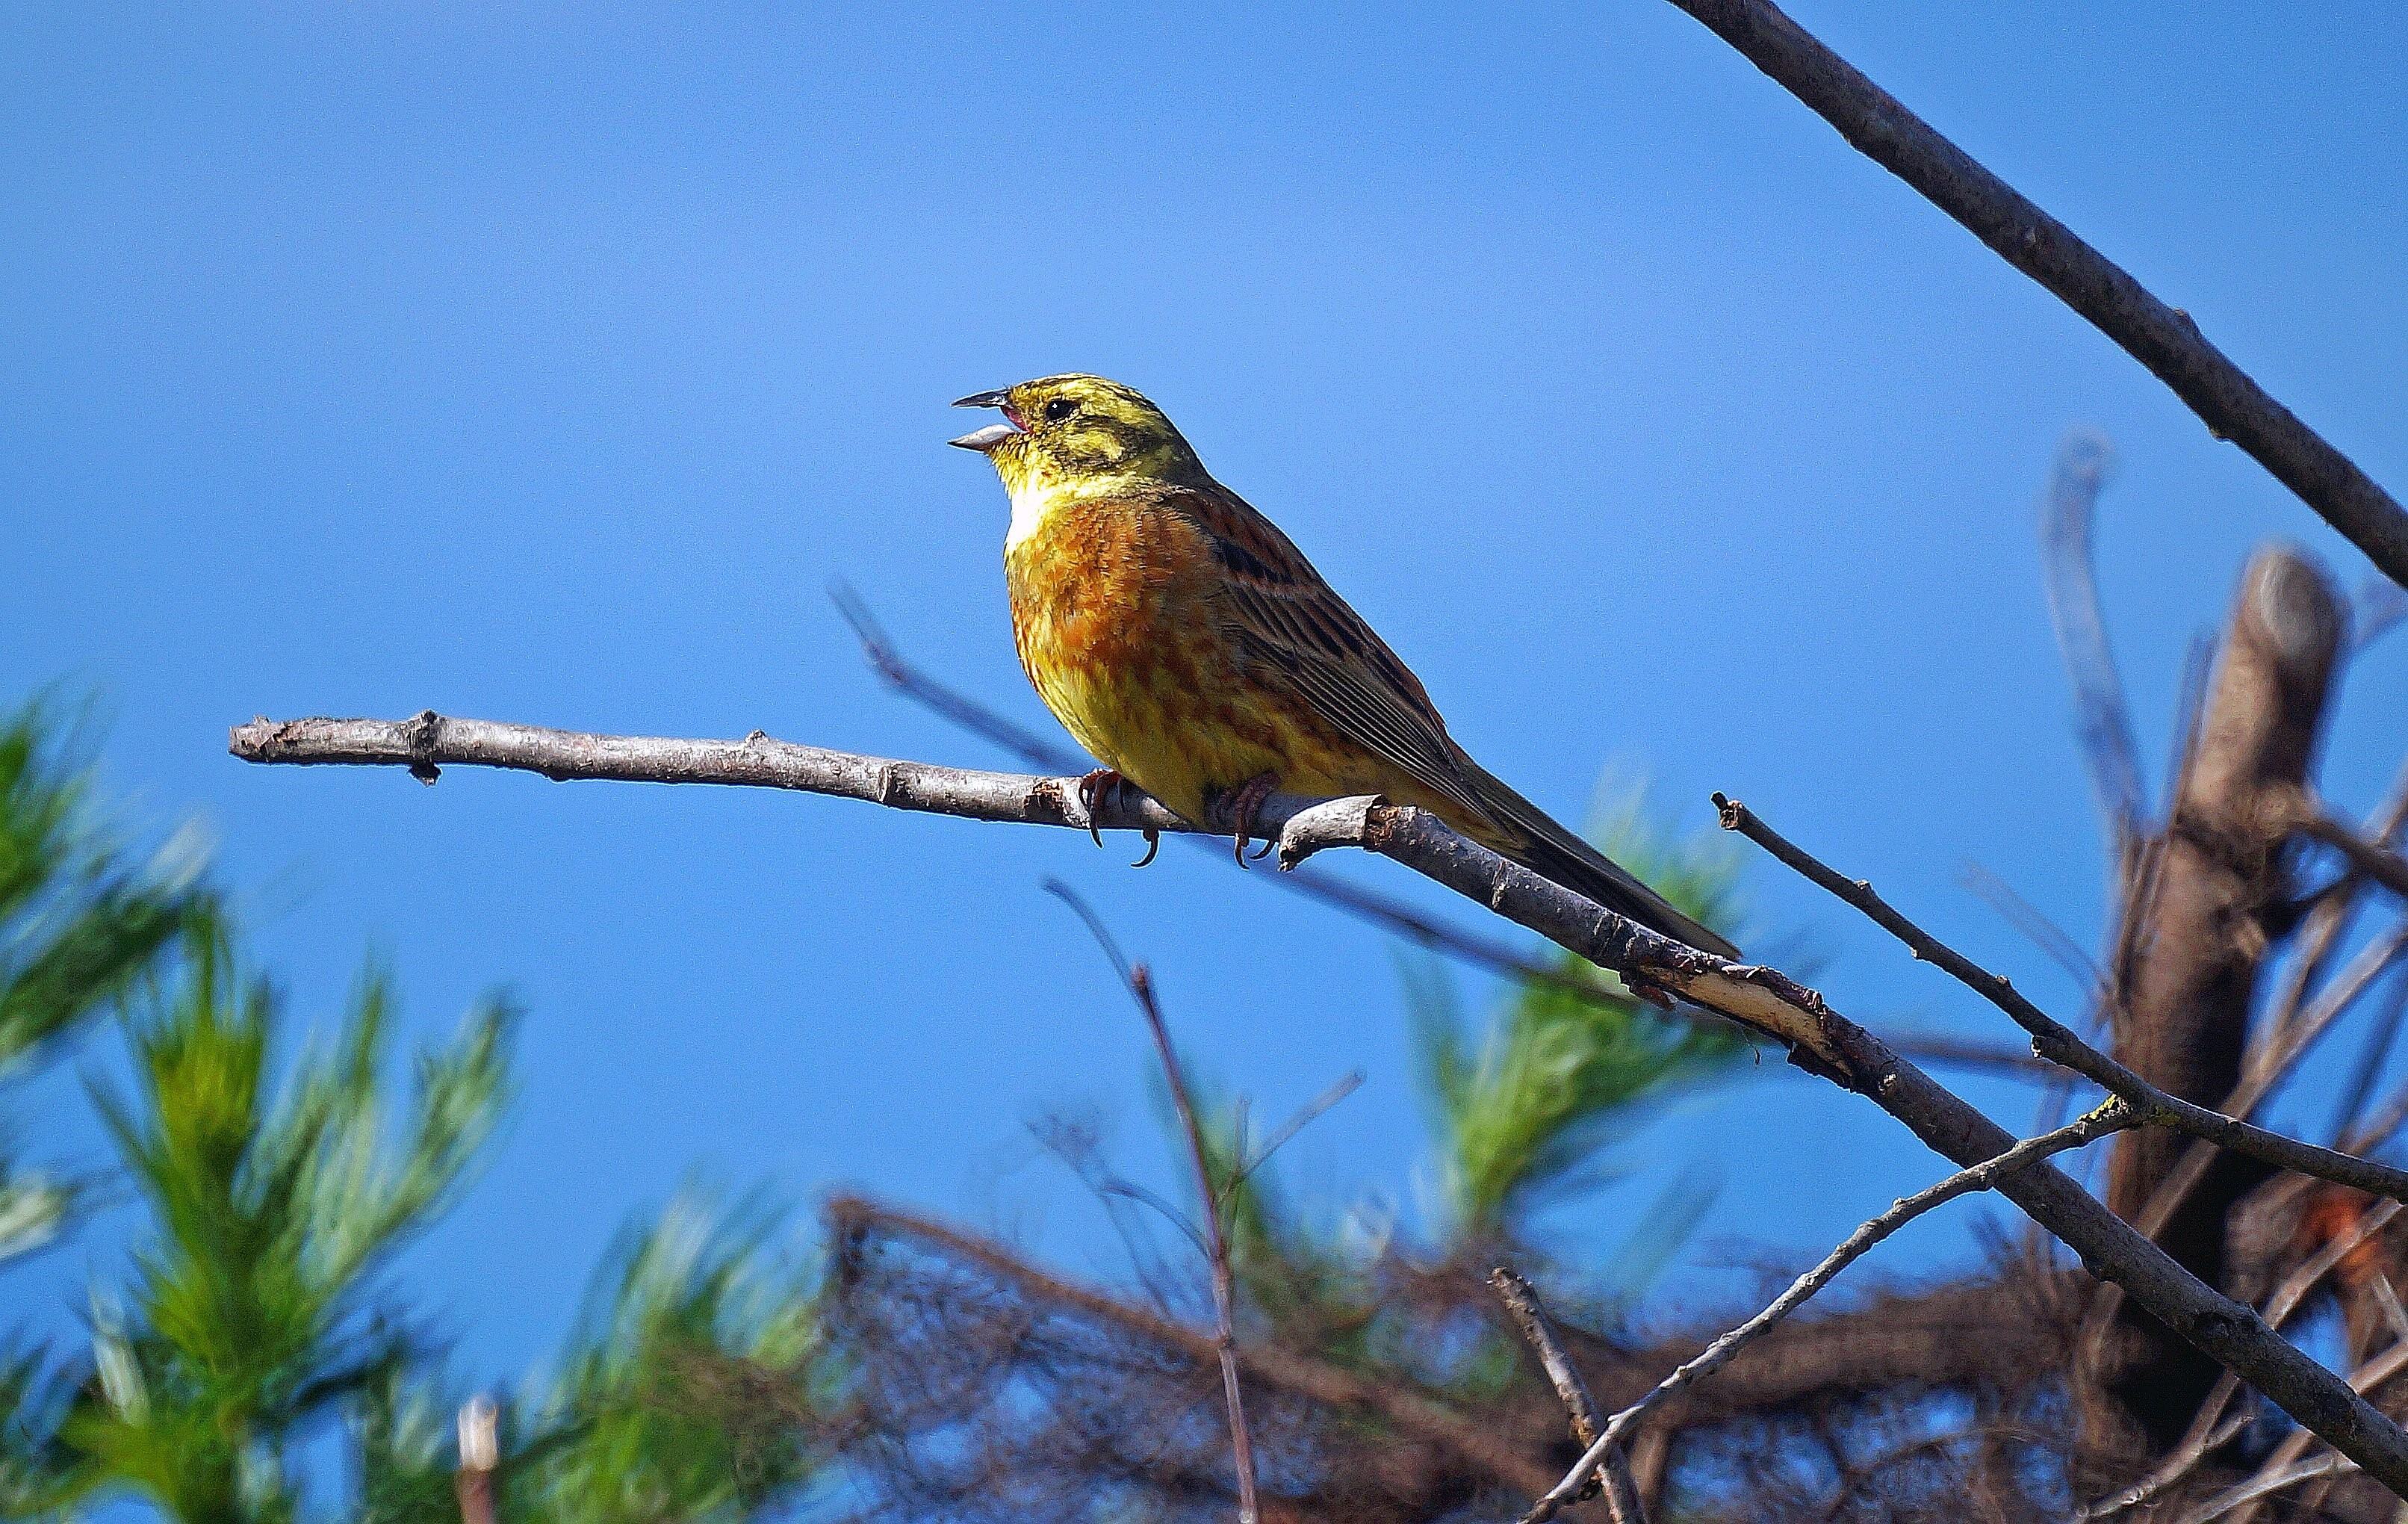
[950,374,1739,959]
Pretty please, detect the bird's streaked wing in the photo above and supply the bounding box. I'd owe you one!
[1169,483,1501,827]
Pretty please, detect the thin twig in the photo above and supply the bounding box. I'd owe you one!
[1712,793,2408,1204]
[1960,861,2105,1001]
[230,711,2408,1492]
[2336,974,2408,1147]
[2038,431,2147,876]
[2288,798,2408,905]
[2359,577,2408,653]
[1519,1103,2134,1523]
[1660,0,2408,585]
[1046,881,1262,1524]
[1489,1268,1643,1523]
[2194,1454,2354,1523]
[1233,1070,1364,1189]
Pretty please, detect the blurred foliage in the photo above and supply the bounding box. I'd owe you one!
[1412,787,1752,1239]
[0,700,202,1264]
[0,699,832,1523]
[355,1195,830,1524]
[44,932,512,1520]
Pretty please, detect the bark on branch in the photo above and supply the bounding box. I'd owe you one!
[232,709,2408,1492]
[2096,548,2345,1448]
[1662,0,2408,586]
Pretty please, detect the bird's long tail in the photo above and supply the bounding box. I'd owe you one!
[1442,754,1742,961]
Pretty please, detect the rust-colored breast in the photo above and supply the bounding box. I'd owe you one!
[1005,493,1294,820]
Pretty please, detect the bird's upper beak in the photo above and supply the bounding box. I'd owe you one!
[949,389,1022,453]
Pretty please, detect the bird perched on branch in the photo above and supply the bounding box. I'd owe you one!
[951,374,1738,959]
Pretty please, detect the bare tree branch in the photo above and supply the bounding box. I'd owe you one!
[1660,0,2408,586]
[2224,1337,2408,1524]
[1045,882,1261,1524]
[2286,792,2408,905]
[2039,431,2149,875]
[1521,1103,2133,1523]
[2336,976,2408,1147]
[1710,790,2408,1204]
[231,711,2408,1493]
[1489,1267,1641,1523]
[2196,1454,2356,1524]
[829,583,2051,1080]
[2082,1199,2405,1518]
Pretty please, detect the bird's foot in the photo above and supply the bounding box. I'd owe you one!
[1076,768,1124,850]
[1223,772,1279,866]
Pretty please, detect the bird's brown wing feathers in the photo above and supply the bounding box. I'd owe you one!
[1167,483,1741,960]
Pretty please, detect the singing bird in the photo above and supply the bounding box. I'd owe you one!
[950,374,1739,959]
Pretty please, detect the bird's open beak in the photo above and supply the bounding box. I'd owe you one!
[949,390,1023,453]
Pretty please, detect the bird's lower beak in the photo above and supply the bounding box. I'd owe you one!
[949,389,1022,452]
[949,423,1019,453]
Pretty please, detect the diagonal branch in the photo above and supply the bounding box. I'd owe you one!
[1519,1102,2134,1522]
[1711,792,2408,1205]
[2284,793,2408,905]
[1489,1267,1642,1523]
[1662,0,2408,586]
[231,710,2408,1494]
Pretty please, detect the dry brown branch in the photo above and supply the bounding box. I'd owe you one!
[2253,758,2408,1071]
[1708,790,2408,1204]
[1660,0,2408,586]
[824,1195,1564,1498]
[230,710,2408,1493]
[2290,797,2408,905]
[1489,1268,1641,1523]
[1519,1103,2133,1522]
[2082,1199,2407,1517]
[2225,1337,2408,1524]
[2094,550,2345,1446]
[1046,883,1262,1524]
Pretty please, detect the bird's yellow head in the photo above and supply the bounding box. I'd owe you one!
[949,374,1205,501]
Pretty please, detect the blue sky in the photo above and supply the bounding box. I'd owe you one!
[5,0,2405,1409]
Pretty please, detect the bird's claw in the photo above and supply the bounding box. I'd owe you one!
[1132,828,1161,868]
[1225,772,1279,867]
[1076,768,1123,850]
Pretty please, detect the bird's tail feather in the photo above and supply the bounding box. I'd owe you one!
[1445,756,1742,961]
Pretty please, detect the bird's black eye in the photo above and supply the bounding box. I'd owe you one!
[1043,397,1077,423]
